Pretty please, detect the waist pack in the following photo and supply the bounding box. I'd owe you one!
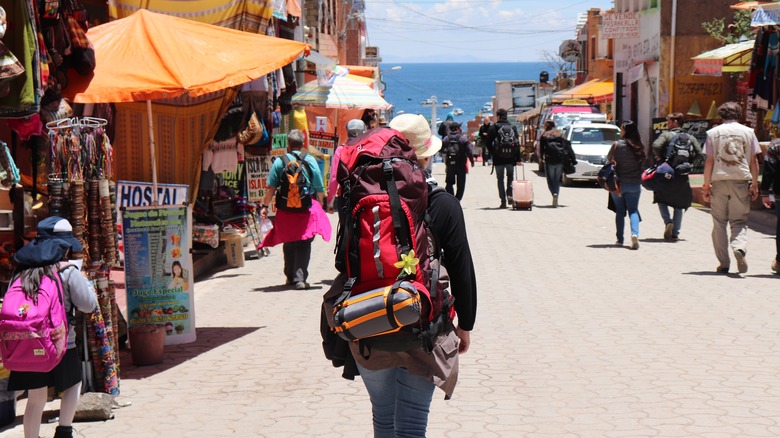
[0,271,68,372]
[641,162,675,192]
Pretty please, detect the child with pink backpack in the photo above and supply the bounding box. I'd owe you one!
[0,217,97,438]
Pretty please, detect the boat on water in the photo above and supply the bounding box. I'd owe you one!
[441,99,453,107]
[481,102,493,113]
[420,98,434,106]
[452,108,464,116]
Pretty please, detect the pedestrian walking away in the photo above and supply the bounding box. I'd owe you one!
[4,217,98,438]
[260,129,331,290]
[761,137,780,274]
[443,122,475,201]
[327,119,366,217]
[486,108,521,208]
[650,112,703,241]
[477,116,493,166]
[608,120,646,249]
[539,119,575,207]
[322,114,477,438]
[702,102,760,274]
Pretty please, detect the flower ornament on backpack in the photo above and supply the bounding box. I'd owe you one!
[394,250,420,277]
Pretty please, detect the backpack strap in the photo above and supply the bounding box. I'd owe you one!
[57,264,79,327]
[383,158,412,255]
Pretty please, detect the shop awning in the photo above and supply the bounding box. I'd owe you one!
[65,9,309,103]
[517,106,542,123]
[691,40,754,76]
[731,1,771,10]
[552,78,614,104]
[752,2,780,26]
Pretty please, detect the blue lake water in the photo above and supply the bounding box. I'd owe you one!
[380,62,552,124]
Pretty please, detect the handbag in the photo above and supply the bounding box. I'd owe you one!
[597,161,620,194]
[597,142,620,194]
[563,159,577,175]
[641,162,675,192]
[237,100,269,146]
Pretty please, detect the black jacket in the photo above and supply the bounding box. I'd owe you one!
[486,120,520,166]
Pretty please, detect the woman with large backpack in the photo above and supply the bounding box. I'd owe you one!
[324,114,478,437]
[607,121,647,250]
[4,217,97,438]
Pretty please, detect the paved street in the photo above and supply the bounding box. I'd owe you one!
[4,161,780,437]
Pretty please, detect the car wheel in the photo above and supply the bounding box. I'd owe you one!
[562,174,572,187]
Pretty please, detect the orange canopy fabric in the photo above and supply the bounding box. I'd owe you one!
[66,9,309,103]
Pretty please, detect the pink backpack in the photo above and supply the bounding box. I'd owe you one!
[0,271,68,372]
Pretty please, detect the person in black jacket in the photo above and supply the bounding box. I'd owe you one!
[443,122,475,201]
[486,108,520,208]
[477,116,493,165]
[761,138,780,274]
[539,120,575,207]
[323,114,477,437]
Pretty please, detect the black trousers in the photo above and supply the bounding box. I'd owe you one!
[445,167,467,201]
[283,238,313,283]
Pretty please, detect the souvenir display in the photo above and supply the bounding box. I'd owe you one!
[46,116,120,394]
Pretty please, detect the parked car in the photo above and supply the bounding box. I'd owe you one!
[560,121,621,186]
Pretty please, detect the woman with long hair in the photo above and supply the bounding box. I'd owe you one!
[6,217,97,438]
[608,120,646,249]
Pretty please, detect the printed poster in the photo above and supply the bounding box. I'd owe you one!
[309,131,338,191]
[123,206,196,345]
[245,153,278,216]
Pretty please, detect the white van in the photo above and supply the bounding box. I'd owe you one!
[560,121,621,186]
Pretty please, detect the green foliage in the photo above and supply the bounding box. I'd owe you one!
[701,10,753,45]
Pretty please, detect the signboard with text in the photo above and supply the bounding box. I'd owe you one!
[309,131,338,191]
[603,12,640,39]
[123,206,196,345]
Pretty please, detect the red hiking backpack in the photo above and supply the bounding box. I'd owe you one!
[332,128,454,352]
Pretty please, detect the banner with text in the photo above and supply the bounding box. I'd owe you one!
[123,206,196,345]
[603,12,640,39]
[309,131,337,191]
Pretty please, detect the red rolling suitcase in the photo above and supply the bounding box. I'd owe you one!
[512,163,533,210]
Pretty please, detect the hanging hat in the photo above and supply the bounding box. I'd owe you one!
[13,216,83,267]
[389,114,442,158]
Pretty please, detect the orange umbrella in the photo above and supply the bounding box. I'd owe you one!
[66,9,309,103]
[63,9,309,194]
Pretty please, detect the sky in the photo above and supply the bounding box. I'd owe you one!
[364,0,615,63]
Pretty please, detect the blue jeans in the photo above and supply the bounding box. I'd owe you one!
[610,183,641,242]
[494,164,514,203]
[657,202,683,237]
[357,364,435,438]
[545,162,563,196]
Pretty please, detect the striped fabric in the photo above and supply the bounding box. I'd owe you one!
[108,0,274,33]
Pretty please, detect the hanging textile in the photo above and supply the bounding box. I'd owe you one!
[0,0,41,116]
[0,140,20,187]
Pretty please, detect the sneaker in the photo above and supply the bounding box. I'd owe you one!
[734,249,748,274]
[499,202,507,209]
[295,281,310,290]
[772,259,779,274]
[630,235,639,250]
[615,240,623,246]
[716,266,729,274]
[663,223,674,240]
[552,194,559,208]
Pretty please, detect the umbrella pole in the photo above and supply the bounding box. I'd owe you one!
[146,100,159,205]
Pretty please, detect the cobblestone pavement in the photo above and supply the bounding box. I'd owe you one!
[4,162,780,437]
